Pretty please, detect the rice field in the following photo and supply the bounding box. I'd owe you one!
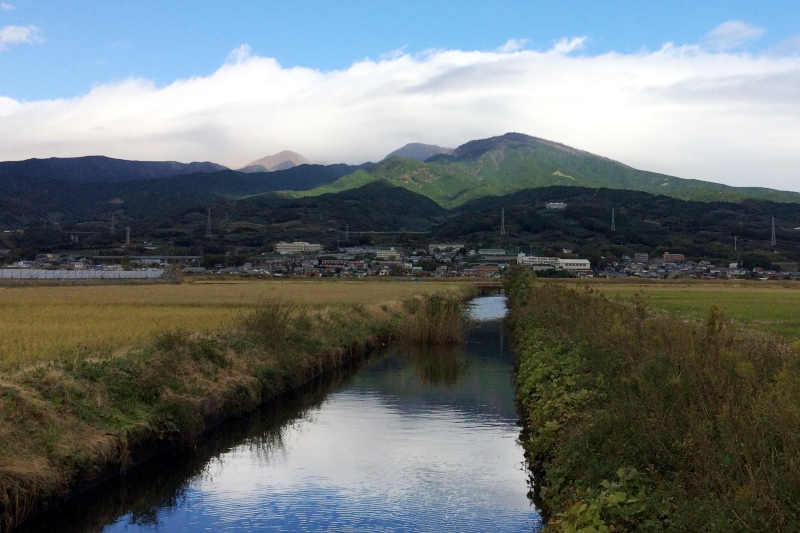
[0,279,470,368]
[586,280,800,340]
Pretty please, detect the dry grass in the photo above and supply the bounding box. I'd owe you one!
[0,279,469,368]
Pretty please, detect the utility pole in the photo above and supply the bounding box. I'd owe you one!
[206,208,212,238]
[501,208,506,236]
[611,208,616,232]
[771,217,777,246]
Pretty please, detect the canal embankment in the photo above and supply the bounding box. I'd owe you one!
[505,269,800,531]
[0,290,471,532]
[20,295,539,532]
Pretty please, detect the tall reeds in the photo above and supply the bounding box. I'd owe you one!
[506,271,800,531]
[394,292,467,345]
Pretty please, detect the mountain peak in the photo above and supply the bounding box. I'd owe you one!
[382,143,454,162]
[452,132,584,160]
[240,151,310,173]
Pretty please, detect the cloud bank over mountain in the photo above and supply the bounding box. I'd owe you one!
[1,23,799,191]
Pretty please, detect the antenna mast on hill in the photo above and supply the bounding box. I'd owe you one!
[125,226,130,245]
[771,217,777,246]
[611,208,616,232]
[501,208,506,236]
[206,208,212,238]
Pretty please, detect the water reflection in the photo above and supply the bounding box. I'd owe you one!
[401,344,469,386]
[20,297,541,532]
[18,368,356,533]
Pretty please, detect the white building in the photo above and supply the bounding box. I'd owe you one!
[274,241,322,255]
[517,253,559,267]
[545,202,567,209]
[428,243,464,252]
[557,258,592,271]
[375,247,401,260]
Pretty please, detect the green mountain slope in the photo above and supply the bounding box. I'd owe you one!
[294,133,800,208]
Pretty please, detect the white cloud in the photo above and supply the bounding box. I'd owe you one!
[551,37,586,54]
[704,20,765,51]
[1,34,800,192]
[226,44,252,65]
[379,46,409,61]
[771,35,800,56]
[0,3,13,10]
[496,39,528,53]
[0,24,42,50]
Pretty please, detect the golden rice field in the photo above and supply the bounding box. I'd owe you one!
[584,280,800,340]
[0,279,470,368]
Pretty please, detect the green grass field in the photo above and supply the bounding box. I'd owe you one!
[587,281,800,340]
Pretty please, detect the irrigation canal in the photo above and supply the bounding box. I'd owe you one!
[20,296,542,532]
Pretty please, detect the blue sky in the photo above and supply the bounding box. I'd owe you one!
[2,1,797,100]
[1,1,800,191]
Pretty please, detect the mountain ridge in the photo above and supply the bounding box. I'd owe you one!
[0,155,227,183]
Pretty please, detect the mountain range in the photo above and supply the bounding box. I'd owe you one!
[297,133,800,208]
[1,132,799,268]
[0,156,226,183]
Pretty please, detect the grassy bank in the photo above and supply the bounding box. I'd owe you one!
[0,289,470,532]
[506,270,800,531]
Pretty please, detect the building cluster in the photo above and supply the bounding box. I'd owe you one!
[186,242,515,278]
[598,252,800,280]
[6,240,800,281]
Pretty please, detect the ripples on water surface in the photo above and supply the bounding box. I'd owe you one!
[25,296,541,532]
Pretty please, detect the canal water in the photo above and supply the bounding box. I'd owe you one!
[22,296,542,532]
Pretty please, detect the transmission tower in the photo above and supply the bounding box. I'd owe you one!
[501,208,506,236]
[611,208,616,232]
[771,217,777,246]
[206,208,212,238]
[125,226,131,245]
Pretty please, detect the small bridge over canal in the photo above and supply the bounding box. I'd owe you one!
[475,281,504,296]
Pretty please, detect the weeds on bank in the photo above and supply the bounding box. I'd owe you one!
[0,291,467,532]
[506,269,800,531]
[395,293,467,344]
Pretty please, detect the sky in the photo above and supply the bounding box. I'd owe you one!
[1,1,800,191]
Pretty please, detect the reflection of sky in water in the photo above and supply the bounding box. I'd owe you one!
[468,295,507,321]
[103,297,541,532]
